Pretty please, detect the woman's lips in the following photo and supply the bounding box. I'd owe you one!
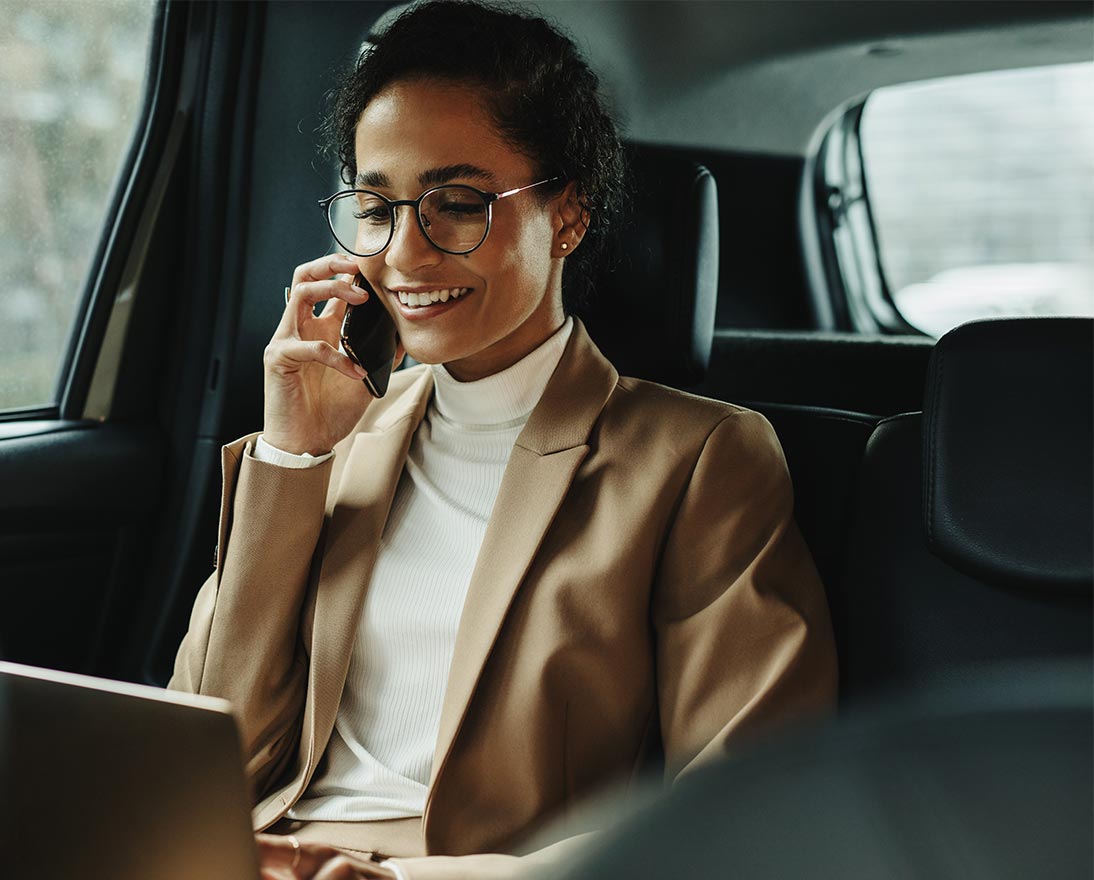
[388,287,473,320]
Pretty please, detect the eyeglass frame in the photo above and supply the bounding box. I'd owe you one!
[318,176,563,257]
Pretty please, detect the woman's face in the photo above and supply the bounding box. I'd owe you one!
[352,78,571,382]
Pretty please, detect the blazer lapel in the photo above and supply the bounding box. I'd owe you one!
[425,318,619,816]
[302,368,434,782]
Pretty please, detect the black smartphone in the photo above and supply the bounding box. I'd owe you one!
[340,273,399,398]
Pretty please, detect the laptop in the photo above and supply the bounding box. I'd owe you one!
[0,661,262,880]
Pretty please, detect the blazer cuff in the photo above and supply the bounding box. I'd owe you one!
[254,435,335,468]
[381,855,523,880]
[382,832,600,879]
[379,860,409,880]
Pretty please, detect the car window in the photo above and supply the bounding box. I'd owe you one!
[859,62,1094,337]
[0,0,155,412]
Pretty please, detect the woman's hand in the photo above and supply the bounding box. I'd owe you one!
[256,833,398,879]
[263,255,397,456]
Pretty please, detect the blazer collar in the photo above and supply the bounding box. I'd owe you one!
[298,318,619,819]
[425,318,618,823]
[299,366,434,799]
[513,317,618,455]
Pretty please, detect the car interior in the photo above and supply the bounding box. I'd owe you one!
[0,0,1091,875]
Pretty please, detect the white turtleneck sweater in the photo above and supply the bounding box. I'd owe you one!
[260,317,574,821]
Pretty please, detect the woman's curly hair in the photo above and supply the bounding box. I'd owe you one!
[320,0,629,314]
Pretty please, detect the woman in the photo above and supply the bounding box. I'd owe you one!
[169,3,837,879]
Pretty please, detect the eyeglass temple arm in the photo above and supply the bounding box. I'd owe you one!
[493,176,562,201]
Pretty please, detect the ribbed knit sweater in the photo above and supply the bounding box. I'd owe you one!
[262,317,574,821]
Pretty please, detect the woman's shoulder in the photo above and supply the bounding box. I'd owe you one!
[612,374,768,426]
[604,374,781,457]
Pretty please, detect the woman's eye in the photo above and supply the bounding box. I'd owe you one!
[438,201,485,217]
[355,207,391,224]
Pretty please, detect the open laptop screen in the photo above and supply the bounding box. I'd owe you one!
[0,661,261,880]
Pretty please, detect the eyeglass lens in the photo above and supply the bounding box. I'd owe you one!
[328,187,488,256]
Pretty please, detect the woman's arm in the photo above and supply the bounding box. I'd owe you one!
[168,433,335,802]
[170,252,387,802]
[652,408,838,780]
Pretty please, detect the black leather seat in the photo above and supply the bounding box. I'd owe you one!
[581,147,719,388]
[556,658,1093,880]
[749,402,878,594]
[836,318,1094,701]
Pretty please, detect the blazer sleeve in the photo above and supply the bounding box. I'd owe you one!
[167,433,335,803]
[653,408,838,779]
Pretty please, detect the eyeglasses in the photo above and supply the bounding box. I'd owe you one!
[319,177,561,257]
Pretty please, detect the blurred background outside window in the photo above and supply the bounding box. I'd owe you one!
[861,62,1094,337]
[0,0,154,411]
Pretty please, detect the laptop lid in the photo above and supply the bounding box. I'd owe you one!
[0,661,261,880]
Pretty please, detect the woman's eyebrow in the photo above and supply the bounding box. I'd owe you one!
[419,164,499,188]
[355,169,391,188]
[354,164,499,191]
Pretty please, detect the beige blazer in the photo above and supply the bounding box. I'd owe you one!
[169,317,837,879]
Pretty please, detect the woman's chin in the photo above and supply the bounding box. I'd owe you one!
[400,339,466,368]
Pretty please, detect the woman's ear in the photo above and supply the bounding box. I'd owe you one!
[553,181,591,257]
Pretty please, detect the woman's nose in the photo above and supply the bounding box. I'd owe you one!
[385,204,443,272]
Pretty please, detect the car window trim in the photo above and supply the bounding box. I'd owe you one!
[59,0,190,422]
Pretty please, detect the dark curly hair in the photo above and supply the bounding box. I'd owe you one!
[320,0,629,314]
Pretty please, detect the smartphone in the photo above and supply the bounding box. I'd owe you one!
[340,273,399,398]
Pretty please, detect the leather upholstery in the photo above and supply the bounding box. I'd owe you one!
[695,329,933,415]
[839,414,1092,699]
[581,148,719,388]
[834,317,1094,700]
[923,318,1093,593]
[559,659,1093,880]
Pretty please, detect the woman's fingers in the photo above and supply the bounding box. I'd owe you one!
[288,277,369,309]
[254,834,396,880]
[264,338,367,381]
[260,868,296,880]
[255,834,344,878]
[319,291,351,322]
[290,254,361,289]
[279,254,368,336]
[312,855,396,879]
[311,856,367,879]
[281,278,367,336]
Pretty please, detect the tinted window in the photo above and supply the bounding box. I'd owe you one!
[860,62,1094,336]
[0,0,155,411]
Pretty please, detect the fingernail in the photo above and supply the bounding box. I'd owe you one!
[354,364,367,378]
[351,285,368,296]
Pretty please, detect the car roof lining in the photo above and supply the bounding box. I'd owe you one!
[435,0,1093,157]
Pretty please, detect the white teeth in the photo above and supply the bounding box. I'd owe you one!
[395,287,470,308]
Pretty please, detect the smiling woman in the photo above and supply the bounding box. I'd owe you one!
[348,77,578,379]
[166,3,836,879]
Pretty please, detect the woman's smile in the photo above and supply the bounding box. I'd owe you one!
[387,284,474,319]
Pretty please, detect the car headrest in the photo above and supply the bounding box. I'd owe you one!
[580,148,718,387]
[923,317,1094,593]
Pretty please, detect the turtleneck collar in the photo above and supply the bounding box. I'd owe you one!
[429,316,574,427]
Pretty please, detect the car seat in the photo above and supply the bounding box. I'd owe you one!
[835,317,1093,701]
